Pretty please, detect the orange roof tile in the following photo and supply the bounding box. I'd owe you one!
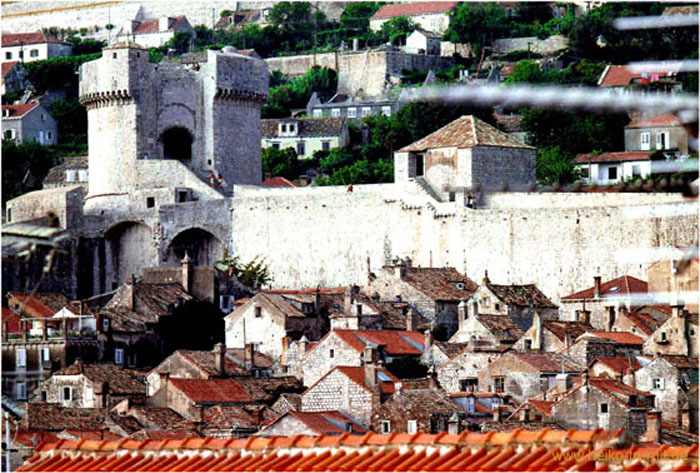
[562,275,648,301]
[626,114,683,128]
[2,32,69,47]
[262,176,298,188]
[574,151,652,164]
[321,329,425,356]
[168,378,255,404]
[18,431,698,472]
[587,332,645,345]
[371,2,458,19]
[334,366,400,394]
[598,65,680,87]
[591,356,643,375]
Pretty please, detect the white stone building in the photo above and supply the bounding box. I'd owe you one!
[2,32,72,63]
[116,16,195,48]
[573,151,653,185]
[370,2,457,35]
[2,103,57,145]
[261,117,349,160]
[404,30,441,55]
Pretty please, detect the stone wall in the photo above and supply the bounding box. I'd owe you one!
[477,354,545,403]
[437,351,498,393]
[300,368,374,426]
[265,53,339,77]
[224,300,290,360]
[302,333,362,387]
[6,186,83,231]
[635,359,685,425]
[492,35,569,56]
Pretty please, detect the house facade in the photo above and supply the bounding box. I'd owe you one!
[436,344,503,393]
[573,151,652,184]
[624,114,689,156]
[404,30,441,55]
[2,103,58,145]
[648,256,698,314]
[306,92,402,122]
[635,355,698,425]
[1,61,30,95]
[261,117,348,160]
[43,156,89,190]
[369,2,457,35]
[2,32,72,63]
[566,332,644,367]
[116,16,195,49]
[643,308,698,359]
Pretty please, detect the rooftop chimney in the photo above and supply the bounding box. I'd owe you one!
[672,304,685,318]
[482,270,490,286]
[125,275,136,310]
[593,276,602,299]
[556,373,570,393]
[244,343,254,371]
[213,342,225,376]
[181,253,193,293]
[493,405,505,423]
[531,311,543,351]
[447,413,460,434]
[458,299,468,331]
[623,366,635,388]
[406,307,416,331]
[424,329,433,353]
[681,404,691,431]
[365,360,377,392]
[643,410,662,444]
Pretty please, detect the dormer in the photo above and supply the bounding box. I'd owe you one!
[279,120,299,137]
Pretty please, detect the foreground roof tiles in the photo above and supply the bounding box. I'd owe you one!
[18,431,698,472]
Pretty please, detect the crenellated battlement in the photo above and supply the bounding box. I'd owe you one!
[79,90,134,109]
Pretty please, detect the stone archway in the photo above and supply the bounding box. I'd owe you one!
[165,228,224,266]
[104,221,155,289]
[161,127,193,161]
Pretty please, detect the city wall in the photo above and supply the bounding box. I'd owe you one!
[232,185,697,304]
[492,35,569,56]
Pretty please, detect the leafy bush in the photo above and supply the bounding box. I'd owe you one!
[23,53,102,94]
[262,147,300,179]
[2,141,60,205]
[263,66,337,118]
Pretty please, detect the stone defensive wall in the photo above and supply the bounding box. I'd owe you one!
[231,184,697,304]
[265,53,340,78]
[492,35,569,56]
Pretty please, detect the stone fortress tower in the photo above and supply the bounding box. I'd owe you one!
[79,42,268,205]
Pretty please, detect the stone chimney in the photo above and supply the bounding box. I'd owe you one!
[447,413,460,434]
[364,357,377,392]
[531,311,543,351]
[181,253,193,293]
[457,299,468,331]
[556,373,570,393]
[643,410,662,444]
[482,270,490,286]
[299,335,309,354]
[394,382,402,395]
[124,275,136,310]
[519,405,531,422]
[343,286,355,315]
[244,343,255,371]
[593,276,602,299]
[493,405,505,423]
[423,329,433,353]
[605,306,616,332]
[428,366,439,390]
[406,307,416,331]
[95,382,109,408]
[623,366,635,388]
[213,342,225,376]
[671,304,685,318]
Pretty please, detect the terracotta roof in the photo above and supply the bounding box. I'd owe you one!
[435,342,469,359]
[329,329,425,356]
[261,117,346,138]
[20,430,698,472]
[399,115,534,152]
[561,275,648,301]
[586,332,644,345]
[271,411,367,435]
[7,292,76,318]
[477,314,525,341]
[573,151,652,164]
[590,357,643,376]
[57,429,123,441]
[400,267,478,301]
[623,308,668,335]
[52,362,145,395]
[587,377,652,404]
[272,393,302,413]
[2,307,21,332]
[25,404,108,431]
[543,321,593,342]
[2,103,40,119]
[487,283,557,308]
[168,379,255,404]
[2,61,19,77]
[43,157,88,184]
[234,377,303,404]
[369,300,430,332]
[125,407,191,431]
[2,32,69,47]
[128,16,187,34]
[262,176,298,187]
[658,355,699,369]
[203,405,264,430]
[626,114,683,128]
[528,400,555,417]
[333,366,400,395]
[264,287,346,296]
[598,65,679,87]
[512,352,582,373]
[371,2,458,19]
[493,113,524,133]
[101,281,193,329]
[377,388,466,419]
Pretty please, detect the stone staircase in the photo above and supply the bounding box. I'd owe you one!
[413,177,443,203]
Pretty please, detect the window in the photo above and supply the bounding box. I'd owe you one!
[331,108,340,117]
[347,107,357,118]
[65,170,77,182]
[459,378,478,392]
[607,167,617,180]
[255,306,262,318]
[660,331,668,342]
[525,340,532,350]
[382,106,392,116]
[599,403,608,414]
[281,124,287,133]
[5,52,11,60]
[271,142,280,150]
[407,420,418,434]
[103,318,110,332]
[495,303,501,312]
[40,348,50,363]
[313,109,323,118]
[652,378,665,389]
[7,208,11,222]
[640,132,651,150]
[16,348,26,368]
[656,132,668,150]
[146,197,155,208]
[296,142,305,156]
[39,131,45,144]
[30,49,39,58]
[481,297,489,307]
[16,383,27,400]
[178,191,188,203]
[62,386,72,401]
[113,52,117,59]
[361,107,371,117]
[493,377,505,393]
[18,51,23,59]
[40,391,47,402]
[380,420,391,434]
[632,165,641,176]
[47,131,53,140]
[580,167,589,179]
[322,141,330,151]
[114,348,124,365]
[4,129,15,140]
[220,295,234,312]
[329,349,334,358]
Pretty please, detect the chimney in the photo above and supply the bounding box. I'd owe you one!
[158,371,169,405]
[605,306,615,332]
[394,382,402,395]
[519,405,531,422]
[671,304,685,318]
[556,373,570,393]
[447,413,460,434]
[181,253,193,293]
[482,270,490,286]
[623,367,635,388]
[423,329,433,353]
[406,307,416,331]
[681,404,690,431]
[244,343,254,371]
[493,405,505,423]
[365,362,377,392]
[299,335,309,354]
[125,275,136,310]
[95,382,109,408]
[193,405,205,425]
[343,287,354,315]
[458,299,468,331]
[644,410,662,444]
[213,342,225,376]
[531,311,543,351]
[593,276,602,299]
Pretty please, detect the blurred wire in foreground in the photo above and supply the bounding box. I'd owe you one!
[614,14,699,30]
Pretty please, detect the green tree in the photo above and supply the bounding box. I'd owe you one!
[237,256,272,289]
[504,60,544,84]
[263,66,337,118]
[378,15,418,45]
[23,53,102,94]
[164,30,193,54]
[339,2,383,41]
[49,99,87,148]
[67,36,106,55]
[535,146,580,185]
[385,356,428,379]
[2,141,59,205]
[445,3,507,57]
[262,147,300,179]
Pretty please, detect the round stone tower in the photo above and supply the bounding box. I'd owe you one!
[79,42,268,204]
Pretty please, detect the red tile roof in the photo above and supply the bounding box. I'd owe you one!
[272,411,367,435]
[543,321,592,342]
[400,115,534,152]
[327,329,425,356]
[528,400,554,416]
[512,352,582,373]
[19,431,698,472]
[129,16,187,34]
[590,356,643,375]
[623,308,668,336]
[262,176,298,187]
[7,292,77,318]
[657,355,699,369]
[2,32,69,47]
[598,65,680,87]
[573,151,651,164]
[401,267,478,301]
[264,287,346,296]
[1,103,39,119]
[486,282,558,308]
[626,114,683,128]
[58,429,123,441]
[371,2,458,19]
[2,61,19,77]
[334,366,400,394]
[586,332,645,345]
[2,307,21,333]
[168,379,255,404]
[12,431,60,449]
[561,275,648,301]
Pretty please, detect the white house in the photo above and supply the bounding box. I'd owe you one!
[573,151,652,185]
[370,2,457,35]
[116,16,195,49]
[404,29,441,55]
[261,117,349,160]
[2,32,72,63]
[2,103,58,145]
